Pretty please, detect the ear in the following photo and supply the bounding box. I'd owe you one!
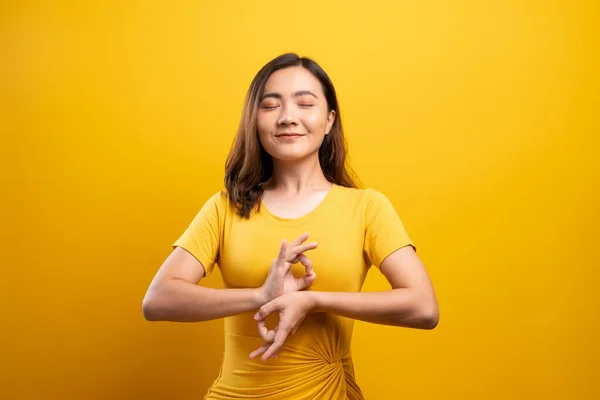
[325,110,336,135]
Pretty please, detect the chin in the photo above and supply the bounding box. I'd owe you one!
[268,148,315,163]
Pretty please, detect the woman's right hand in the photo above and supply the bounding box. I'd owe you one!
[258,232,318,305]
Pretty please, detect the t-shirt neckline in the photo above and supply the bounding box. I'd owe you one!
[259,183,338,225]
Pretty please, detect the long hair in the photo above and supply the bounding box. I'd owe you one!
[225,53,361,218]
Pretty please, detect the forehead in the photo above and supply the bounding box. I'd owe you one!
[263,66,322,95]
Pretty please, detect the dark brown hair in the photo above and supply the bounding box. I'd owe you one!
[225,53,361,218]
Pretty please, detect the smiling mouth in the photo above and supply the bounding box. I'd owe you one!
[275,133,305,137]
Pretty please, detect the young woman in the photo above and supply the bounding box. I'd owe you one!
[142,53,439,400]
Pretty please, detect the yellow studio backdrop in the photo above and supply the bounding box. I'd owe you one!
[2,1,598,399]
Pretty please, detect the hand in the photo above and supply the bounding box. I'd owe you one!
[258,232,318,305]
[249,291,316,361]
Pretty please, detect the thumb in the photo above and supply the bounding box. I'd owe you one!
[295,272,316,291]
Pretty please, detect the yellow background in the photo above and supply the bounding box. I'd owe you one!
[2,1,598,399]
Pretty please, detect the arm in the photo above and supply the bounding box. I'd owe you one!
[142,247,264,322]
[311,245,439,329]
[251,245,439,360]
[142,235,318,322]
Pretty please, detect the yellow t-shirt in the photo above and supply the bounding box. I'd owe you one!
[173,183,414,400]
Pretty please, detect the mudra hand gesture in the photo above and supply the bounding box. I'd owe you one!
[252,233,317,360]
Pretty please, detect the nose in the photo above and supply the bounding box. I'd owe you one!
[277,105,298,126]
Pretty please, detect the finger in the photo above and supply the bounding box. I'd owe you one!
[257,320,268,340]
[290,253,313,271]
[295,272,316,291]
[257,320,276,343]
[254,300,278,321]
[288,232,310,248]
[249,342,271,360]
[265,322,278,343]
[296,254,313,275]
[275,239,288,268]
[262,326,291,360]
[287,242,318,261]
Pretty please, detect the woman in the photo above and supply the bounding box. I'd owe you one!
[142,53,439,400]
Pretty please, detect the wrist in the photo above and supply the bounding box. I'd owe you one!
[306,290,321,312]
[253,287,267,308]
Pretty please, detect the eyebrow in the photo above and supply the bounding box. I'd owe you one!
[260,90,318,101]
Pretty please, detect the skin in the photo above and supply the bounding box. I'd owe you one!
[256,66,337,218]
[141,233,317,323]
[256,66,335,167]
[142,65,439,364]
[250,66,439,361]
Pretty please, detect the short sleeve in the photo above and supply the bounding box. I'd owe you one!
[363,189,415,269]
[172,191,224,277]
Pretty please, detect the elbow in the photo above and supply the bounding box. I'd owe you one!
[419,305,439,330]
[142,290,164,321]
[417,298,439,330]
[406,293,439,330]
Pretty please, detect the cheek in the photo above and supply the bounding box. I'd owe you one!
[256,114,273,138]
[303,112,328,132]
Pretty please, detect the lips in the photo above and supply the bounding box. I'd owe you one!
[275,133,304,137]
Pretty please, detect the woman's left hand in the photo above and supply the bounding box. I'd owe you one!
[249,291,316,361]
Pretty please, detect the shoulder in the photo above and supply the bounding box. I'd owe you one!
[196,189,227,207]
[193,189,233,217]
[213,189,231,206]
[334,185,402,226]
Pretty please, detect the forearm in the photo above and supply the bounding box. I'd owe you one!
[310,289,439,329]
[143,279,263,322]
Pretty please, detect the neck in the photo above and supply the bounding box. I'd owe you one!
[266,155,331,193]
